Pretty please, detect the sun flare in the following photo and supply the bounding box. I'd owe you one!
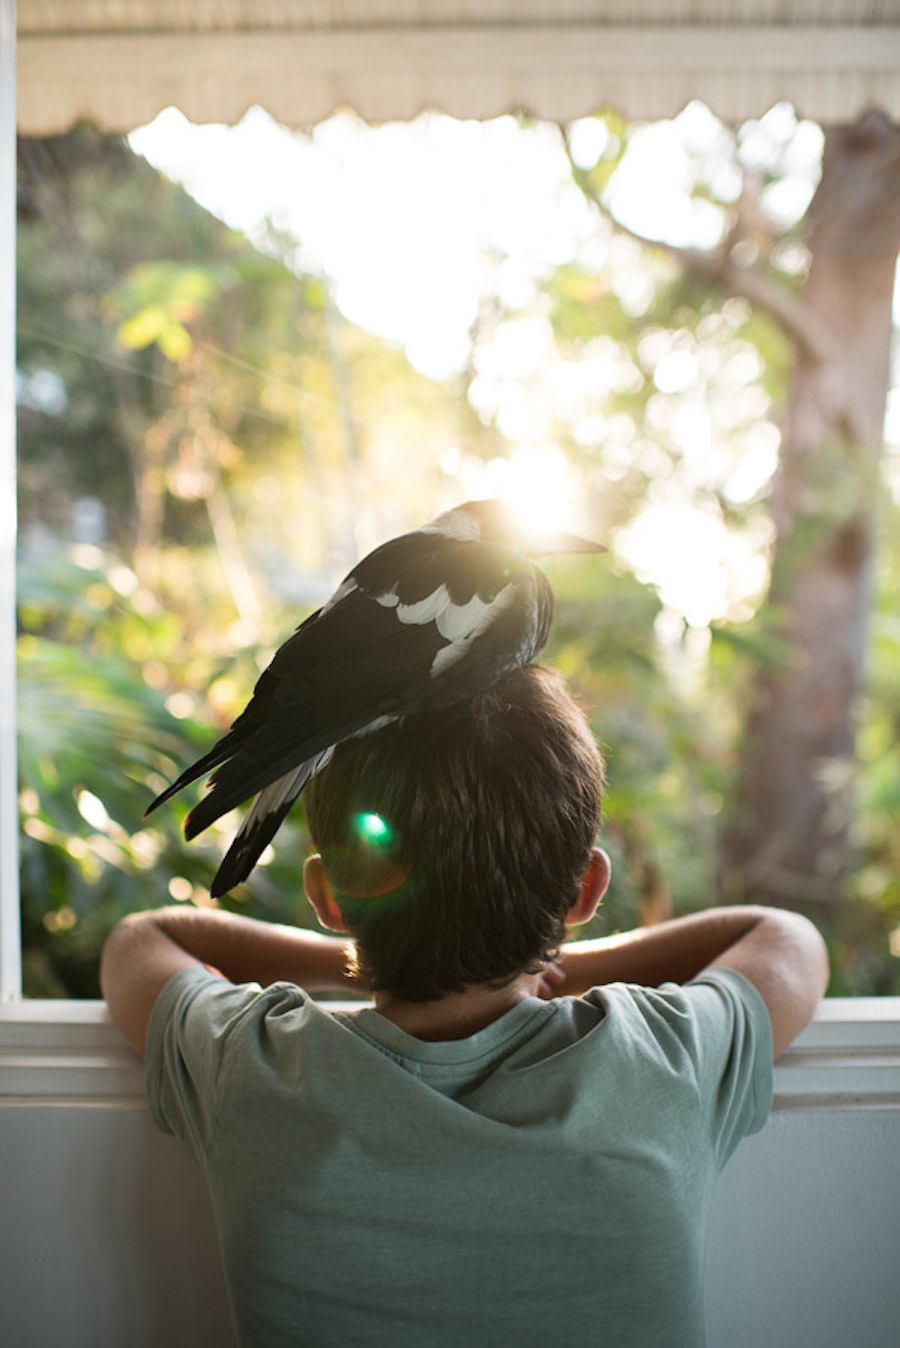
[501,445,579,537]
[445,442,580,539]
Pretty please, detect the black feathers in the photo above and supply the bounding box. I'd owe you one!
[147,499,603,896]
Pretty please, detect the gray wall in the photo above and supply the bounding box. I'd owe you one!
[1,1097,898,1348]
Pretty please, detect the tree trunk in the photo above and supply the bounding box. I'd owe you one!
[722,111,900,917]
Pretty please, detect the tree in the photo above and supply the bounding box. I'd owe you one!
[564,107,900,920]
[727,113,900,919]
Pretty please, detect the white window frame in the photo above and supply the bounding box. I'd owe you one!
[0,1,899,1109]
[1,0,19,1009]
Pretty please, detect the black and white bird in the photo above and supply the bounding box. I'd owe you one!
[147,498,604,896]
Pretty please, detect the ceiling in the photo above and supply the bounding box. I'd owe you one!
[15,1,900,133]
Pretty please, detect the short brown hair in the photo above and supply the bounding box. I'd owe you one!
[304,664,604,1001]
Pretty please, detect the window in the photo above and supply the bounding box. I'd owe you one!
[2,6,900,1111]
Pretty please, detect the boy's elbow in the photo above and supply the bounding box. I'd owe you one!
[100,912,152,999]
[764,908,831,1055]
[801,911,830,999]
[713,906,830,1058]
[775,907,830,1000]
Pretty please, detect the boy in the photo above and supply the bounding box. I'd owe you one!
[102,664,828,1347]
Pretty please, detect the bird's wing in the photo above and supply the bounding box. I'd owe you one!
[177,538,548,837]
[208,751,333,896]
[145,581,345,816]
[181,590,427,839]
[151,531,473,809]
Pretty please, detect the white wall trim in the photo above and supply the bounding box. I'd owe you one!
[2,997,899,1106]
[19,26,899,77]
[17,25,900,131]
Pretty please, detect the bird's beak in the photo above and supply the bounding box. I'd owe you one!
[528,530,607,557]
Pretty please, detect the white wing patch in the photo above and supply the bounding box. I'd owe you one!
[393,585,451,626]
[434,591,498,641]
[373,577,518,675]
[349,713,399,740]
[430,583,516,676]
[240,749,335,832]
[320,578,358,614]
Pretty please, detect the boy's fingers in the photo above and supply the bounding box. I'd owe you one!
[536,960,567,999]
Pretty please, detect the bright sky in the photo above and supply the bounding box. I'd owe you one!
[129,102,854,632]
[131,106,599,379]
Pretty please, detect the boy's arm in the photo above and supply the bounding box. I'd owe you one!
[552,905,829,1058]
[101,906,362,1056]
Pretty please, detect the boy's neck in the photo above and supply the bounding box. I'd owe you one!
[373,972,544,1041]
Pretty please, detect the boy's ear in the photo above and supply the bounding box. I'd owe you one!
[565,847,611,927]
[304,855,348,933]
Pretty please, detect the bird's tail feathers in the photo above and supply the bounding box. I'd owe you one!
[145,738,237,817]
[146,671,282,819]
[183,756,282,840]
[209,752,333,897]
[183,725,344,839]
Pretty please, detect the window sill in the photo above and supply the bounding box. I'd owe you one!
[769,996,900,1108]
[0,996,368,1098]
[1,997,899,1105]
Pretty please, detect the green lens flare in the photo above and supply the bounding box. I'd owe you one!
[355,812,392,845]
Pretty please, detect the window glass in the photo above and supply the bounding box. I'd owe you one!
[13,108,900,998]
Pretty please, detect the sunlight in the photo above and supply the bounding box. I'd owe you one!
[127,104,825,629]
[616,501,768,627]
[76,789,110,831]
[442,443,580,537]
[502,445,580,537]
[130,106,593,381]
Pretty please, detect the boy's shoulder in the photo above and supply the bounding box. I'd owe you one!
[146,966,771,1171]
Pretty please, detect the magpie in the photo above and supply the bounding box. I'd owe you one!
[147,498,604,896]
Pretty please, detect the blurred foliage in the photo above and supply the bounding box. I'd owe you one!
[16,126,457,581]
[548,563,712,939]
[110,260,223,363]
[836,491,900,995]
[17,547,319,996]
[13,118,900,997]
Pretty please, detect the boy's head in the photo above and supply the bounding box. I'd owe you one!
[303,663,605,1002]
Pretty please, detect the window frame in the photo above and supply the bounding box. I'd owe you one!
[1,997,899,1105]
[1,3,899,1112]
[1,0,20,1008]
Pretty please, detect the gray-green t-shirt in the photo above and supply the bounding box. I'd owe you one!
[147,966,772,1348]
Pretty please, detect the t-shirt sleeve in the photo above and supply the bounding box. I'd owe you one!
[145,965,274,1162]
[681,968,774,1165]
[606,967,773,1169]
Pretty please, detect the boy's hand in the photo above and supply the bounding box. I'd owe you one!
[536,959,567,1000]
